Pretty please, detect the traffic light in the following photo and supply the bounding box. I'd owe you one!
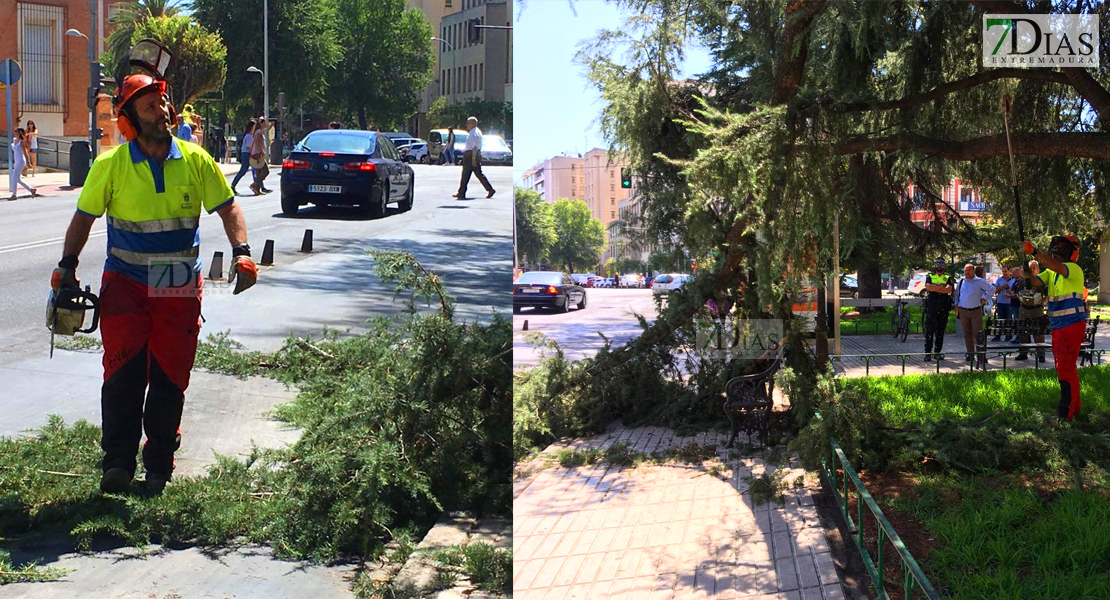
[467,19,481,44]
[620,167,631,189]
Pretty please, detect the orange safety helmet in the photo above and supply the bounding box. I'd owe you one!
[112,39,177,141]
[1050,235,1081,263]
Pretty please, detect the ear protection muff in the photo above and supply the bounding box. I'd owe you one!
[114,80,176,141]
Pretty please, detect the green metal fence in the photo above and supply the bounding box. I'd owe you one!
[821,433,941,600]
[831,349,1106,376]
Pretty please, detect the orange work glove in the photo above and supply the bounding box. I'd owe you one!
[228,256,258,295]
[1023,241,1037,255]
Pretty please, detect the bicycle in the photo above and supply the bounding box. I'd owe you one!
[890,292,911,342]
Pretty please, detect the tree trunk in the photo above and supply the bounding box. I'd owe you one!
[857,263,884,314]
[357,106,368,131]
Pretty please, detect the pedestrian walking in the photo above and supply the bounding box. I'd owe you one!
[25,120,38,176]
[1013,263,1047,363]
[249,117,271,195]
[1025,236,1088,420]
[230,120,255,195]
[922,257,953,361]
[452,117,495,199]
[175,112,192,141]
[444,126,456,165]
[8,128,38,200]
[955,263,994,363]
[52,51,257,495]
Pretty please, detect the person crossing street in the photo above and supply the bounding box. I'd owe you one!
[1025,235,1088,421]
[51,40,258,495]
[922,257,953,361]
[452,117,496,199]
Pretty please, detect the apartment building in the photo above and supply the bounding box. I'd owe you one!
[906,178,989,230]
[582,148,630,232]
[405,0,457,139]
[521,155,585,203]
[436,0,511,131]
[0,0,128,141]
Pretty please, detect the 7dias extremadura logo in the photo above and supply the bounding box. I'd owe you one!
[984,14,1099,67]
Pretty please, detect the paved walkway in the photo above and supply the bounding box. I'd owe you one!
[4,161,258,200]
[513,424,845,600]
[831,319,1110,378]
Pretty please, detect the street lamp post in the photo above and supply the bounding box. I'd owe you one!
[65,28,98,157]
[263,0,269,126]
[431,37,455,106]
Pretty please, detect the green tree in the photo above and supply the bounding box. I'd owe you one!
[190,0,341,124]
[104,0,186,72]
[431,98,514,138]
[550,198,606,273]
[515,188,557,268]
[327,0,435,130]
[130,16,226,107]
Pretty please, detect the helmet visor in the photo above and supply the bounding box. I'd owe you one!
[130,39,172,79]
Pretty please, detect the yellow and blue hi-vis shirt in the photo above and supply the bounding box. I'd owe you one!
[1037,262,1087,330]
[76,138,234,286]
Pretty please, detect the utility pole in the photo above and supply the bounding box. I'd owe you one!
[263,0,270,139]
[90,1,99,157]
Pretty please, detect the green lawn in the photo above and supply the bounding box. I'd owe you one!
[847,364,1110,425]
[890,474,1110,600]
[838,305,956,336]
[846,365,1110,599]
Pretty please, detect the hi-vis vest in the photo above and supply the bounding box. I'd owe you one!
[1037,263,1086,330]
[925,273,953,308]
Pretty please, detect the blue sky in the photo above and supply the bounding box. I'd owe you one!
[513,0,712,184]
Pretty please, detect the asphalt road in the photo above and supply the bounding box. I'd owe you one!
[512,287,659,369]
[0,162,513,367]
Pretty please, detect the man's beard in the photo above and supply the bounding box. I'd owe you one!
[137,115,172,143]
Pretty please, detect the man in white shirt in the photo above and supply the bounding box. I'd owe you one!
[955,263,995,363]
[452,116,495,199]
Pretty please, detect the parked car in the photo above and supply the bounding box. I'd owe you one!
[652,274,691,295]
[839,274,858,298]
[572,273,596,286]
[378,131,415,144]
[397,141,428,163]
[909,274,928,296]
[280,130,414,217]
[644,277,655,289]
[513,271,586,314]
[480,135,513,165]
[619,274,643,288]
[427,128,453,164]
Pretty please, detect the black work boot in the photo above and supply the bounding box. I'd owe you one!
[100,467,132,494]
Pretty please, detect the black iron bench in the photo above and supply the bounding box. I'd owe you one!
[975,316,1100,370]
[722,344,788,448]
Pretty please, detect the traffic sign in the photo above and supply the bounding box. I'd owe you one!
[0,59,22,85]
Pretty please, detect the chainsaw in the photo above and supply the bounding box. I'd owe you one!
[46,286,100,358]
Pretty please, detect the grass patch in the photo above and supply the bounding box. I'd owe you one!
[848,365,1110,426]
[549,440,722,471]
[0,547,69,584]
[52,334,103,352]
[838,305,956,336]
[433,543,512,595]
[890,474,1110,599]
[0,251,510,591]
[747,469,788,506]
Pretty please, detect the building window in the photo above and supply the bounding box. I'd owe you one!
[479,63,483,91]
[611,211,616,219]
[19,2,65,111]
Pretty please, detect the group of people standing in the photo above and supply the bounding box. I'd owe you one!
[8,120,39,200]
[921,235,1089,420]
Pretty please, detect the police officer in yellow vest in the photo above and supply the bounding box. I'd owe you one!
[1024,236,1087,420]
[923,257,954,361]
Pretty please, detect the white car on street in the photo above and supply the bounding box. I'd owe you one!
[652,274,692,295]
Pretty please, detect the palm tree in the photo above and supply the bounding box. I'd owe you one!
[104,0,187,72]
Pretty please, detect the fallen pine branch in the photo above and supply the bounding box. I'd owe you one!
[295,339,334,361]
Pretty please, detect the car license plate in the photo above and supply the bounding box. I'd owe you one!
[523,287,540,294]
[308,184,342,194]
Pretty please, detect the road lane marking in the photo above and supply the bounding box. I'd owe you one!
[0,202,281,255]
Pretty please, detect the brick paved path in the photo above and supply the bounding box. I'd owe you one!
[513,425,845,600]
[831,325,1110,378]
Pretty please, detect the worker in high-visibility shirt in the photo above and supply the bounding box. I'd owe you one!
[51,41,257,494]
[1024,235,1087,420]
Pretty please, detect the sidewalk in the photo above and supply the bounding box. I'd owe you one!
[513,421,846,600]
[3,161,259,200]
[830,325,1110,378]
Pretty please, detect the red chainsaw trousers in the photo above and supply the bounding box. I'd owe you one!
[1051,319,1086,420]
[99,271,202,479]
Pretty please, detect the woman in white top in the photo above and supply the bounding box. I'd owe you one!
[9,128,38,200]
[25,120,38,176]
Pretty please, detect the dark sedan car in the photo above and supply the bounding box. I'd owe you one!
[280,130,414,217]
[513,271,586,314]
